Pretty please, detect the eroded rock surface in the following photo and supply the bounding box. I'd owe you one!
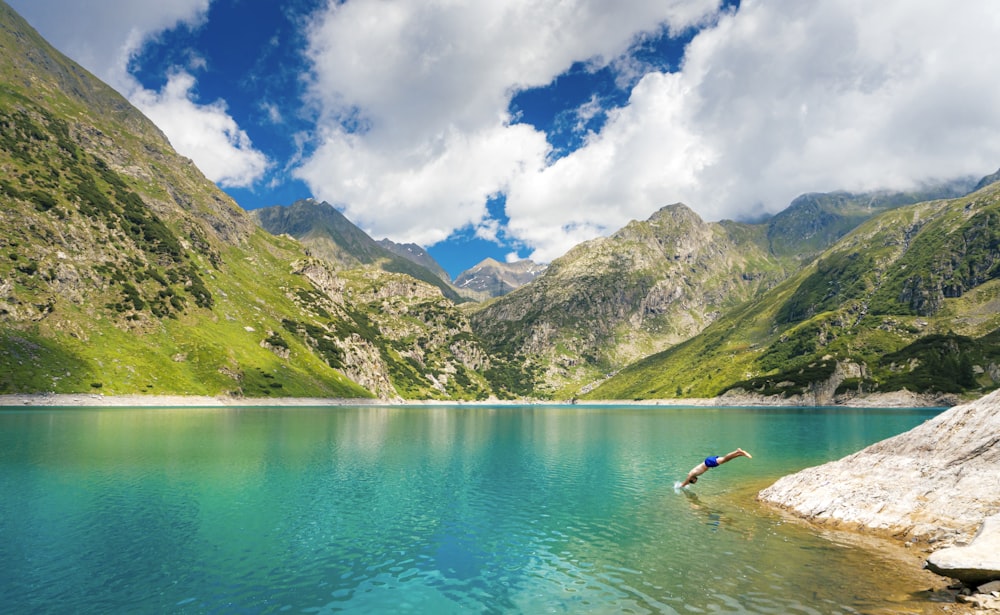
[925,514,1000,585]
[758,390,1000,547]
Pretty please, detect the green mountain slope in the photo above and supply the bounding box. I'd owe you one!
[767,183,974,259]
[251,199,466,303]
[0,2,496,400]
[586,181,1000,402]
[469,179,982,398]
[469,204,792,397]
[0,3,371,397]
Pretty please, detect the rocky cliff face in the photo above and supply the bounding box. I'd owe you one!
[758,389,1000,546]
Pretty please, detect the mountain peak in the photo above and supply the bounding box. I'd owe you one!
[376,238,450,283]
[649,202,702,223]
[455,257,546,297]
[250,201,465,302]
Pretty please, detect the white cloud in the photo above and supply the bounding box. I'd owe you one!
[8,0,211,86]
[507,0,1000,261]
[573,95,605,134]
[261,102,284,125]
[14,0,1000,264]
[295,0,721,247]
[298,0,1000,264]
[506,71,711,261]
[474,218,502,244]
[8,0,269,189]
[130,71,270,188]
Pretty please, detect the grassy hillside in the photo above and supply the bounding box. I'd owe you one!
[0,1,496,400]
[1,235,372,397]
[469,204,795,397]
[586,182,1000,401]
[0,69,371,397]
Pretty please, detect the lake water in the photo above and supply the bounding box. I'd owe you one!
[0,404,949,614]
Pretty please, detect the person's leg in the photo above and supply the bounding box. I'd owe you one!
[716,448,752,465]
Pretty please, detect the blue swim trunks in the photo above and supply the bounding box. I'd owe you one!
[705,456,720,468]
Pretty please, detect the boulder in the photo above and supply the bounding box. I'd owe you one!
[925,514,1000,586]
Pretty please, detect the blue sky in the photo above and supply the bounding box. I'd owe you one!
[10,0,1000,280]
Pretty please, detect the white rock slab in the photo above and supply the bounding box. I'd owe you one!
[925,514,1000,585]
[758,389,1000,545]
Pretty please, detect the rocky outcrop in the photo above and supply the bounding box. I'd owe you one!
[293,259,346,304]
[338,334,397,401]
[758,390,1000,549]
[926,514,1000,585]
[715,363,963,407]
[712,386,959,408]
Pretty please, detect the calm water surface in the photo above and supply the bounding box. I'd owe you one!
[0,404,946,614]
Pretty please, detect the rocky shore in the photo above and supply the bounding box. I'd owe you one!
[704,388,961,408]
[759,389,1000,609]
[0,393,391,407]
[1,389,961,408]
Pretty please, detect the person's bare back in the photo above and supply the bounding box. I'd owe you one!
[679,448,751,488]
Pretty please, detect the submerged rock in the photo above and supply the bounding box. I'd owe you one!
[757,389,1000,546]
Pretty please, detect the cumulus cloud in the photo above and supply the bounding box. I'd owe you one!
[507,0,1000,261]
[294,0,721,247]
[130,71,270,188]
[8,0,269,188]
[8,0,210,84]
[295,0,1000,264]
[13,0,1000,264]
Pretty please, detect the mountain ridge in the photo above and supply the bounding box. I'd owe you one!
[376,238,451,283]
[454,257,546,298]
[468,202,790,395]
[584,178,1000,402]
[2,0,998,404]
[0,2,503,401]
[250,199,468,303]
[467,176,993,397]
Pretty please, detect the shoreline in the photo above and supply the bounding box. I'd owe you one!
[0,389,968,409]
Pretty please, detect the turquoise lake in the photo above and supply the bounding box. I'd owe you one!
[0,404,947,614]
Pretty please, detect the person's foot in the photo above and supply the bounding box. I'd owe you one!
[738,448,752,459]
